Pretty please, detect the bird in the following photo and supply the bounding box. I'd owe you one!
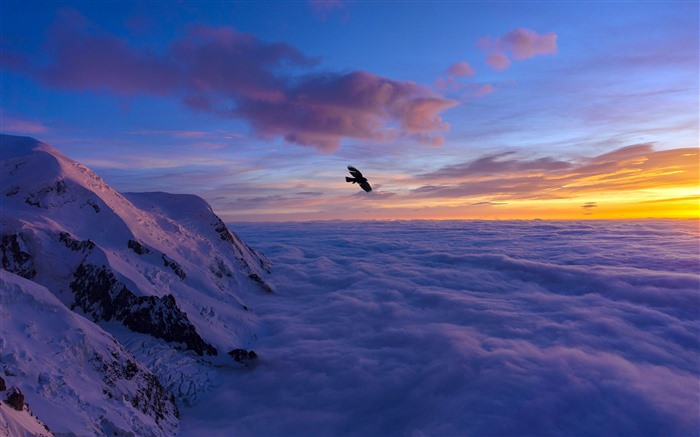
[345,165,372,192]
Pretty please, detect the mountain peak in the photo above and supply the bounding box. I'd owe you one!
[1,136,273,434]
[1,134,65,160]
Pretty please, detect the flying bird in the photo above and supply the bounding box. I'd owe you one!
[346,165,372,192]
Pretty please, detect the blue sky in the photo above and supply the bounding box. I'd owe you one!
[1,1,698,220]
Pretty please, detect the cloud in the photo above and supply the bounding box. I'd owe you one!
[418,151,572,179]
[234,71,458,151]
[500,28,558,60]
[436,61,494,100]
[411,144,699,201]
[486,52,511,71]
[181,220,700,437]
[446,61,475,78]
[308,0,348,20]
[479,28,558,71]
[0,111,49,134]
[2,10,456,151]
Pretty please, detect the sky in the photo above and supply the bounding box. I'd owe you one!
[1,0,698,221]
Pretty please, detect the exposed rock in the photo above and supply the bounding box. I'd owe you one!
[59,232,95,252]
[84,199,100,213]
[0,376,6,391]
[90,353,179,424]
[6,386,24,411]
[210,257,233,279]
[162,254,186,280]
[1,233,36,279]
[5,185,20,197]
[25,179,74,208]
[228,348,258,363]
[127,239,150,255]
[249,273,274,293]
[71,263,217,356]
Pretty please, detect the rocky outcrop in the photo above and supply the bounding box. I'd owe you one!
[24,179,75,209]
[70,263,217,356]
[161,255,186,280]
[1,233,35,279]
[128,239,150,255]
[228,348,258,363]
[59,232,95,252]
[248,273,273,293]
[91,353,179,426]
[6,386,24,411]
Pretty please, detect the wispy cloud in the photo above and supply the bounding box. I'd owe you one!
[479,28,558,71]
[308,0,348,21]
[206,143,697,221]
[2,9,456,152]
[0,111,49,134]
[410,144,698,202]
[446,61,475,78]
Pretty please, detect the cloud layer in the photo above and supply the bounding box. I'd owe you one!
[181,220,700,437]
[2,10,456,151]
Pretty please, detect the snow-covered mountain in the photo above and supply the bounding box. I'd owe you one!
[0,134,272,436]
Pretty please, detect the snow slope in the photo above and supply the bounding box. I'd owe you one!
[1,134,273,435]
[1,270,178,437]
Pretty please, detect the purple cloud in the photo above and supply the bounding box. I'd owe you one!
[3,10,456,151]
[418,151,572,179]
[234,70,457,150]
[479,28,558,71]
[446,61,476,78]
[184,220,699,437]
[308,0,348,20]
[411,144,698,200]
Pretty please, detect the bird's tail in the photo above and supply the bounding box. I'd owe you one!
[345,177,356,183]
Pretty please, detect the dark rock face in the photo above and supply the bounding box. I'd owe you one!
[91,353,179,424]
[213,218,235,245]
[127,239,150,255]
[6,386,24,411]
[248,274,273,293]
[5,185,20,197]
[228,348,258,363]
[85,199,100,213]
[210,257,232,279]
[161,255,186,281]
[70,263,216,356]
[0,376,6,391]
[25,179,73,208]
[1,233,36,279]
[59,232,95,252]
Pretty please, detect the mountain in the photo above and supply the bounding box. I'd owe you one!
[0,134,272,436]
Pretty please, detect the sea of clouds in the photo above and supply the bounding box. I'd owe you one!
[180,220,699,437]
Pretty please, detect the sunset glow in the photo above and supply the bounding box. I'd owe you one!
[1,1,697,221]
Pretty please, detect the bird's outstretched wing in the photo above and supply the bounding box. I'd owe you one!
[347,165,363,179]
[346,165,372,192]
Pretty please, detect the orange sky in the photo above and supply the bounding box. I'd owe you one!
[215,144,699,221]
